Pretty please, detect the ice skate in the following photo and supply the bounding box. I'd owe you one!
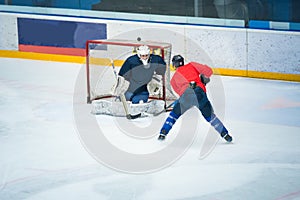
[221,132,233,143]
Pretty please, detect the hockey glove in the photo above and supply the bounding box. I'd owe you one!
[148,74,162,96]
[200,74,210,85]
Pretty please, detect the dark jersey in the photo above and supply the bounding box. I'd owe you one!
[118,54,166,94]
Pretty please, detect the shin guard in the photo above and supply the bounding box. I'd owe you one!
[205,114,228,136]
[160,111,180,135]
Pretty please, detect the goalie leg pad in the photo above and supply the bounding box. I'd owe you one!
[91,99,165,116]
[129,100,165,114]
[91,99,126,116]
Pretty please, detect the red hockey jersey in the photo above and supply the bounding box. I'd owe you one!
[171,62,213,96]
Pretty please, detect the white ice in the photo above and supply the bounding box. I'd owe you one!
[0,57,300,200]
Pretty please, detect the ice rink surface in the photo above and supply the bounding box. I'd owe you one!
[0,57,300,200]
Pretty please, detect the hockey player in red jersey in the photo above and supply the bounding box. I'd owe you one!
[158,55,233,142]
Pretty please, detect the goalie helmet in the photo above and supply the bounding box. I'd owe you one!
[137,45,150,65]
[172,55,184,68]
[137,45,150,57]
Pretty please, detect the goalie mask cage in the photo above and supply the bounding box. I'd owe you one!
[86,39,177,107]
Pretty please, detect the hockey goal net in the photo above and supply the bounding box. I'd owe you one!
[85,39,177,108]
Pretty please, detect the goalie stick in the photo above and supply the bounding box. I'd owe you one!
[110,59,142,120]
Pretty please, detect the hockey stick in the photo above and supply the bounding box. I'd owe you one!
[152,100,175,116]
[110,59,142,119]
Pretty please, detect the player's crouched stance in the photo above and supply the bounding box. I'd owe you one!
[158,55,233,143]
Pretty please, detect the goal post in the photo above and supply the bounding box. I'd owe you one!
[85,39,177,108]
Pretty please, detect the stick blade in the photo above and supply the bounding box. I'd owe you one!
[126,113,142,119]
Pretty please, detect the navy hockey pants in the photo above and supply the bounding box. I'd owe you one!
[161,86,228,136]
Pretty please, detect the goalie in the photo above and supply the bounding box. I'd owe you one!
[92,45,167,117]
[117,45,166,104]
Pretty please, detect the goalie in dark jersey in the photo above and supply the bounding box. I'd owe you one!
[118,45,166,104]
[158,55,233,142]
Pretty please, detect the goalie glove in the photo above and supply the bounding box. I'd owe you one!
[200,74,210,85]
[148,82,162,95]
[148,74,162,96]
[153,85,161,95]
[112,76,129,96]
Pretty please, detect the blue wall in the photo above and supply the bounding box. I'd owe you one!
[18,18,106,48]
